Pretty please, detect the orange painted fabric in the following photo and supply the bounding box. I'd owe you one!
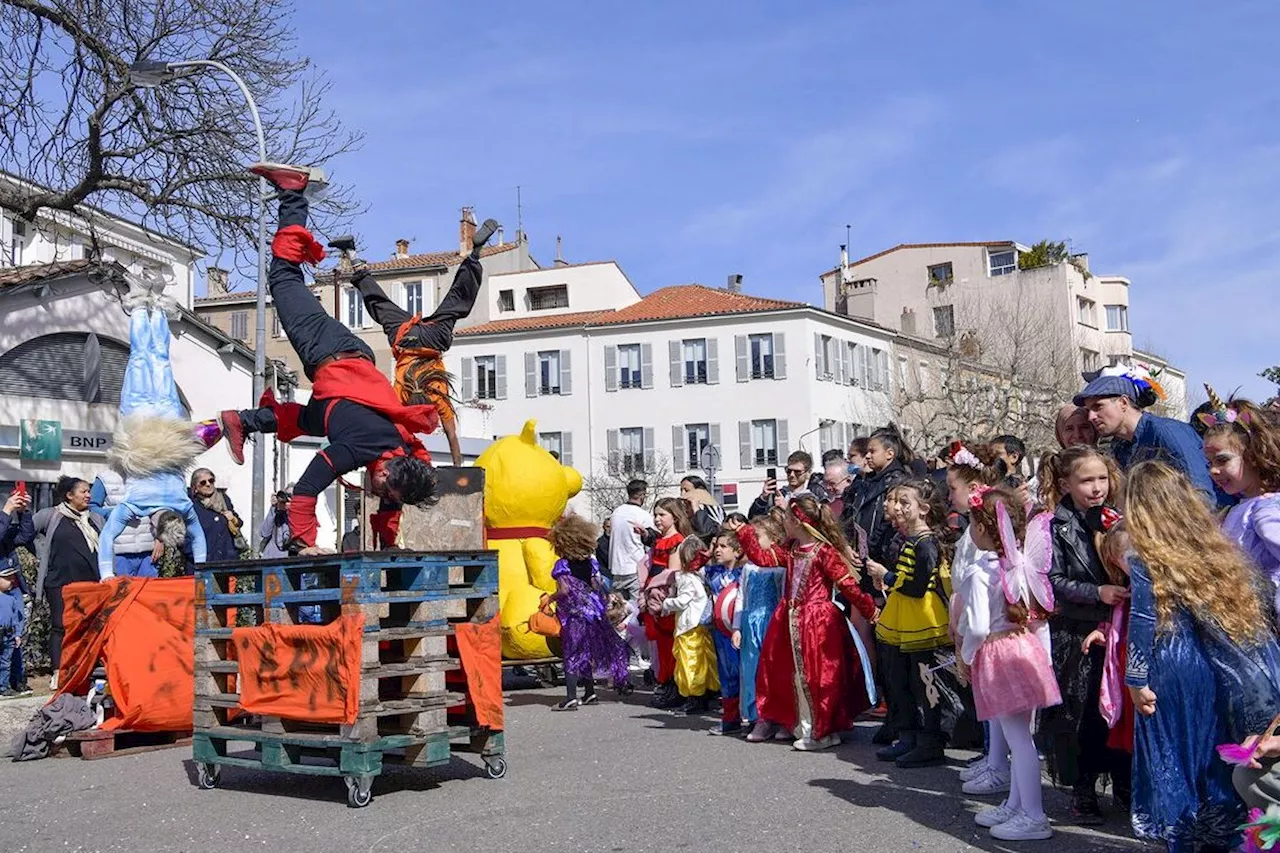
[232,613,364,724]
[454,615,504,730]
[57,577,196,732]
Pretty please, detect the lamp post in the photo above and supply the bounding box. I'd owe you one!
[130,59,270,540]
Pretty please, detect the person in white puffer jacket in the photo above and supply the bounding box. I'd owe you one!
[90,471,161,577]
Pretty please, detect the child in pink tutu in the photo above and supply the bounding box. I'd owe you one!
[957,485,1062,842]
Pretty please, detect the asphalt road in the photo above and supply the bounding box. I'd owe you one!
[1,684,1153,853]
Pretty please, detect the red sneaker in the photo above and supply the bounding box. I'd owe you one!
[219,409,246,465]
[248,162,328,193]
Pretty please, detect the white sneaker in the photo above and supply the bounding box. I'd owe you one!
[962,767,1012,796]
[959,757,989,782]
[975,802,1018,828]
[990,812,1053,841]
[793,734,840,751]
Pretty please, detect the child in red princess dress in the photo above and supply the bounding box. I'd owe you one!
[1082,509,1135,783]
[738,494,877,751]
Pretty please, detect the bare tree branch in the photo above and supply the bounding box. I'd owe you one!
[0,0,363,281]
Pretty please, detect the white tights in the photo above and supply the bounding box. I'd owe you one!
[994,710,1045,821]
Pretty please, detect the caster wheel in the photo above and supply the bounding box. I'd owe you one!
[484,757,507,779]
[196,763,221,790]
[344,775,374,808]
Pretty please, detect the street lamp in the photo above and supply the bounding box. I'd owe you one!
[129,59,271,542]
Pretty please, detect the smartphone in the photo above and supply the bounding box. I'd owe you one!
[766,467,777,481]
[14,481,27,498]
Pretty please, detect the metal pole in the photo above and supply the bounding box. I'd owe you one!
[167,60,270,543]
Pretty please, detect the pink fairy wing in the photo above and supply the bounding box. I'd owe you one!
[1023,512,1055,612]
[996,500,1029,607]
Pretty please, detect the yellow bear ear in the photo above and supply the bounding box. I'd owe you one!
[520,420,537,445]
[563,465,583,497]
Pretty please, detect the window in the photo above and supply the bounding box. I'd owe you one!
[271,310,282,338]
[685,423,710,470]
[1105,304,1129,332]
[1077,297,1097,327]
[927,262,953,286]
[539,431,563,459]
[819,335,835,378]
[403,281,423,316]
[497,289,515,313]
[345,288,365,328]
[620,427,645,473]
[528,285,569,310]
[683,339,708,384]
[537,350,561,395]
[229,311,248,341]
[618,344,642,389]
[1080,348,1101,373]
[933,305,955,338]
[988,249,1016,276]
[475,356,498,400]
[749,334,774,379]
[752,419,778,467]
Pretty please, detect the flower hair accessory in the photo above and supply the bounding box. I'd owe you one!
[953,446,982,470]
[968,484,995,510]
[1098,506,1123,532]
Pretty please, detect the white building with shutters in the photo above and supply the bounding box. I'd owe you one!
[447,272,897,518]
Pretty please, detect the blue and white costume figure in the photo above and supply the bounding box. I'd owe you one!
[737,562,784,725]
[97,281,208,579]
[707,561,742,731]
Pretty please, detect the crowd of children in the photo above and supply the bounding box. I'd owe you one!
[541,373,1280,851]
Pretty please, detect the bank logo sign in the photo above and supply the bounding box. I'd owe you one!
[20,419,62,462]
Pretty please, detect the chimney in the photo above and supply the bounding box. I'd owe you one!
[726,273,743,293]
[459,207,477,256]
[840,243,849,280]
[206,266,229,297]
[554,235,568,268]
[900,307,916,335]
[395,239,410,259]
[496,226,505,246]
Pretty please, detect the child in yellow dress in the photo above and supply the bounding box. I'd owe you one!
[660,536,720,715]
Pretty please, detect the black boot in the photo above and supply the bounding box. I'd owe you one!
[876,731,917,762]
[1071,777,1104,826]
[871,723,898,746]
[681,695,710,716]
[895,733,946,768]
[472,218,500,254]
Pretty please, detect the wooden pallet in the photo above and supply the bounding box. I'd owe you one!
[60,728,193,760]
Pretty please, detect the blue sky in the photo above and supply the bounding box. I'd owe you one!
[295,0,1279,400]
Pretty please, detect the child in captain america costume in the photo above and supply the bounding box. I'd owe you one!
[215,163,438,553]
[707,530,743,734]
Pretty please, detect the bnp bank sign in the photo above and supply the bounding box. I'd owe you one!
[4,420,113,462]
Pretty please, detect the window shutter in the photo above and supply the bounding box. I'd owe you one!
[606,429,620,475]
[777,418,790,459]
[735,335,748,383]
[604,345,618,392]
[672,425,686,472]
[495,355,508,400]
[858,346,869,387]
[560,350,572,395]
[668,339,683,387]
[835,422,846,454]
[461,357,474,400]
[640,343,654,389]
[709,423,721,465]
[878,350,891,391]
[739,421,753,468]
[562,432,574,467]
[814,332,824,379]
[706,338,720,384]
[834,340,846,384]
[773,333,787,379]
[524,352,537,397]
[643,427,656,472]
[842,342,853,385]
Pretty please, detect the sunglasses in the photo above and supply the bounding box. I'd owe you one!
[196,478,215,487]
[785,467,806,476]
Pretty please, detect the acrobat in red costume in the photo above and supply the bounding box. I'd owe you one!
[215,163,439,551]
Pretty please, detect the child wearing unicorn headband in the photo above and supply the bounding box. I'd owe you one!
[1200,388,1280,625]
[737,494,877,751]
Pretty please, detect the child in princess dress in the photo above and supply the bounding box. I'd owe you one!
[956,485,1061,842]
[660,536,720,715]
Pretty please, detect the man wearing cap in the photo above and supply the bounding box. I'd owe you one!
[1074,365,1215,500]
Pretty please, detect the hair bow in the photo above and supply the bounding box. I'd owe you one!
[968,484,994,510]
[1098,506,1123,532]
[953,446,982,470]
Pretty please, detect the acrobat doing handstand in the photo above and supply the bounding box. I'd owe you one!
[215,163,439,553]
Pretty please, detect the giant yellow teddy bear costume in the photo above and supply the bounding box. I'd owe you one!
[476,420,583,660]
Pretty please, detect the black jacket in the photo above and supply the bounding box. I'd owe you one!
[841,460,909,569]
[192,492,242,562]
[1049,495,1111,623]
[748,473,829,520]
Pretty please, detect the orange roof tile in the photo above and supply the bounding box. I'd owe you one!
[0,259,97,289]
[457,284,805,336]
[353,241,519,273]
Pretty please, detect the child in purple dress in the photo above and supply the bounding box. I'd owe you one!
[547,515,630,711]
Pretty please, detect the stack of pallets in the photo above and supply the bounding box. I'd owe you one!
[191,549,504,807]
